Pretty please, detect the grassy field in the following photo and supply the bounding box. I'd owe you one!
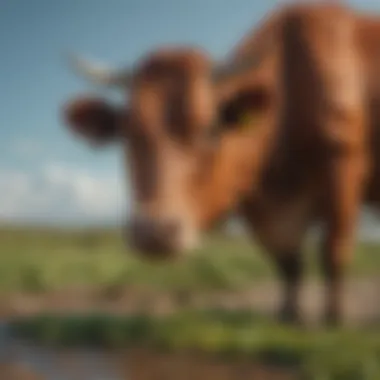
[0,226,380,293]
[1,226,380,379]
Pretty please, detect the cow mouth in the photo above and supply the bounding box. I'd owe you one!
[131,238,180,260]
[125,225,199,261]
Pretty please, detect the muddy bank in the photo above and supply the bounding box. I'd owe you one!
[1,278,379,325]
[0,327,298,380]
[124,348,297,380]
[0,354,297,380]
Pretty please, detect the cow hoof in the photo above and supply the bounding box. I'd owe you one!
[323,310,343,328]
[277,306,304,326]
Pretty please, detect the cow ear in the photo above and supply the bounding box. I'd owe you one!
[62,96,123,147]
[218,85,272,133]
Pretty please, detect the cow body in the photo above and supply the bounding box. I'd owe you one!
[240,3,380,324]
[226,3,380,324]
[63,2,380,324]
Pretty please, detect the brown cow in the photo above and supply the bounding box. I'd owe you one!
[62,2,380,325]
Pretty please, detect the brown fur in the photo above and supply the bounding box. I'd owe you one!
[63,2,380,324]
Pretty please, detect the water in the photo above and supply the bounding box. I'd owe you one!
[0,322,126,380]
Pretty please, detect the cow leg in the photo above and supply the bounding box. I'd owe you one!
[320,148,367,326]
[272,251,303,324]
[239,196,313,325]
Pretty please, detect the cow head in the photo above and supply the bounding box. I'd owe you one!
[62,46,273,259]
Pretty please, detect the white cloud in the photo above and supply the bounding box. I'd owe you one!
[0,163,129,225]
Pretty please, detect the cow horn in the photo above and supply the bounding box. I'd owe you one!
[66,53,132,88]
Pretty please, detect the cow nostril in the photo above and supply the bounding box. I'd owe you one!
[127,217,182,255]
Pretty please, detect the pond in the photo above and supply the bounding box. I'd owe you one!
[0,320,299,380]
[0,322,126,380]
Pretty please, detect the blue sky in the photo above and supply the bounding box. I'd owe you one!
[1,0,379,226]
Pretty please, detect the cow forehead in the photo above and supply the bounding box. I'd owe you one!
[134,47,213,79]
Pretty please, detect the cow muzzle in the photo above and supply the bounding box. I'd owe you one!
[126,215,198,260]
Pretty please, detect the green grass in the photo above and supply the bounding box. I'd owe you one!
[10,309,380,379]
[3,226,380,378]
[0,226,380,293]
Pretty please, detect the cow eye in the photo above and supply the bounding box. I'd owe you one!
[218,86,271,133]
